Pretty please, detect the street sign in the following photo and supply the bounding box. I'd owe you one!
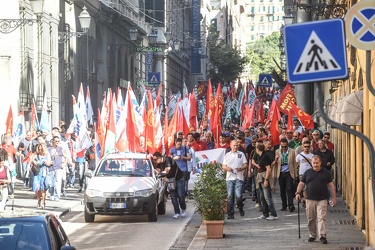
[258,74,272,87]
[345,0,375,50]
[284,19,348,84]
[148,72,160,85]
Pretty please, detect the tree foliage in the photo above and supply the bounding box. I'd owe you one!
[246,32,281,81]
[209,27,248,86]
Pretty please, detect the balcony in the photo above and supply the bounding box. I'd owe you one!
[100,0,151,34]
[19,92,52,112]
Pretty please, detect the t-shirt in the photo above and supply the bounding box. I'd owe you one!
[301,168,332,200]
[169,146,188,171]
[223,151,247,181]
[296,152,314,175]
[156,156,183,180]
[258,152,272,173]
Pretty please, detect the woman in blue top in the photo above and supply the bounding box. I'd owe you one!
[30,143,53,209]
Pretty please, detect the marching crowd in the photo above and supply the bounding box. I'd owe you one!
[152,116,336,244]
[0,114,337,244]
[0,122,96,210]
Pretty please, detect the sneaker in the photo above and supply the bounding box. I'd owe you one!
[281,207,287,211]
[54,198,60,202]
[308,237,316,242]
[62,191,67,197]
[320,237,327,244]
[255,203,259,208]
[78,187,82,193]
[289,206,295,212]
[173,214,181,219]
[257,215,267,220]
[266,215,278,220]
[181,210,186,218]
[227,214,234,219]
[9,194,14,199]
[239,209,245,217]
[50,197,55,201]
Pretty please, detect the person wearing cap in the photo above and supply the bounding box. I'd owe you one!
[153,152,186,219]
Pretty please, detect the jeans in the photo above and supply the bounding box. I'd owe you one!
[28,171,34,189]
[67,165,75,186]
[49,169,63,199]
[170,178,186,214]
[77,162,85,188]
[279,172,294,208]
[226,179,244,216]
[22,162,29,186]
[258,181,277,217]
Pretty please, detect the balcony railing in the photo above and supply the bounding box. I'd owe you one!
[100,0,152,34]
[19,92,52,112]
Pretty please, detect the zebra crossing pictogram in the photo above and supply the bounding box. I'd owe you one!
[293,31,341,75]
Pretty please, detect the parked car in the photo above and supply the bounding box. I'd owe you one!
[0,210,75,250]
[84,152,167,222]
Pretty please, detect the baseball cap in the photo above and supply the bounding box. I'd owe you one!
[223,132,230,137]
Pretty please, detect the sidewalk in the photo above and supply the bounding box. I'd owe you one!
[4,178,83,218]
[188,188,366,249]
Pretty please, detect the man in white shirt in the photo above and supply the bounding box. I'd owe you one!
[222,140,248,219]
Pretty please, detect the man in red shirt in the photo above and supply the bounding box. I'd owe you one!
[216,133,230,149]
[191,133,208,152]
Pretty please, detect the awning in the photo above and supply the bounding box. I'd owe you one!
[329,102,337,122]
[335,99,344,124]
[340,90,363,126]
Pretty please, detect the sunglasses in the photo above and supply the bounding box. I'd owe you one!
[304,145,311,148]
[324,136,330,139]
[281,146,288,149]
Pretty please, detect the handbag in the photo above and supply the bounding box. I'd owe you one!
[167,167,178,191]
[31,164,41,175]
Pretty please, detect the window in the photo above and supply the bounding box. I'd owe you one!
[260,16,264,21]
[251,25,255,31]
[251,35,255,41]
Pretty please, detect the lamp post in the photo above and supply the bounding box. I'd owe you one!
[58,6,91,43]
[0,0,44,34]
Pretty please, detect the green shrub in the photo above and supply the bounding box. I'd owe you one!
[192,163,227,221]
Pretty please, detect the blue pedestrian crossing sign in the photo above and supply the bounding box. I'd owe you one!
[148,72,160,85]
[284,19,348,84]
[258,74,272,87]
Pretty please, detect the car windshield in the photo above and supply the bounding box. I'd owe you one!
[0,221,49,250]
[96,158,152,177]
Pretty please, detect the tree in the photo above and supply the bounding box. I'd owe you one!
[209,27,248,86]
[246,32,281,82]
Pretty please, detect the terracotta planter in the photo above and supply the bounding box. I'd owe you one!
[203,220,224,239]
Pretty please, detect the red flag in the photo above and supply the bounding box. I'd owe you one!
[205,79,215,118]
[126,88,140,152]
[155,83,163,110]
[163,106,169,154]
[267,98,277,122]
[277,84,296,114]
[145,91,155,153]
[291,102,314,129]
[189,92,198,131]
[257,99,264,124]
[287,110,295,131]
[269,105,281,145]
[211,83,224,142]
[96,109,105,157]
[196,81,206,99]
[5,105,13,136]
[104,93,117,154]
[166,106,178,155]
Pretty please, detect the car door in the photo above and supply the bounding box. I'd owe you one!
[48,216,71,249]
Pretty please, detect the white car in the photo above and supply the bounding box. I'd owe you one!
[83,152,167,222]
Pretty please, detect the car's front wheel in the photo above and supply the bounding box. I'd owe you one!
[148,200,158,222]
[158,194,167,215]
[84,206,95,223]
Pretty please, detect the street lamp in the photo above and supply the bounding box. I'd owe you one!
[284,8,295,25]
[148,30,158,44]
[214,66,219,74]
[0,0,44,34]
[129,26,138,41]
[58,6,91,43]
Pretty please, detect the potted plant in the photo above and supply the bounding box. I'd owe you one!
[192,163,227,239]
